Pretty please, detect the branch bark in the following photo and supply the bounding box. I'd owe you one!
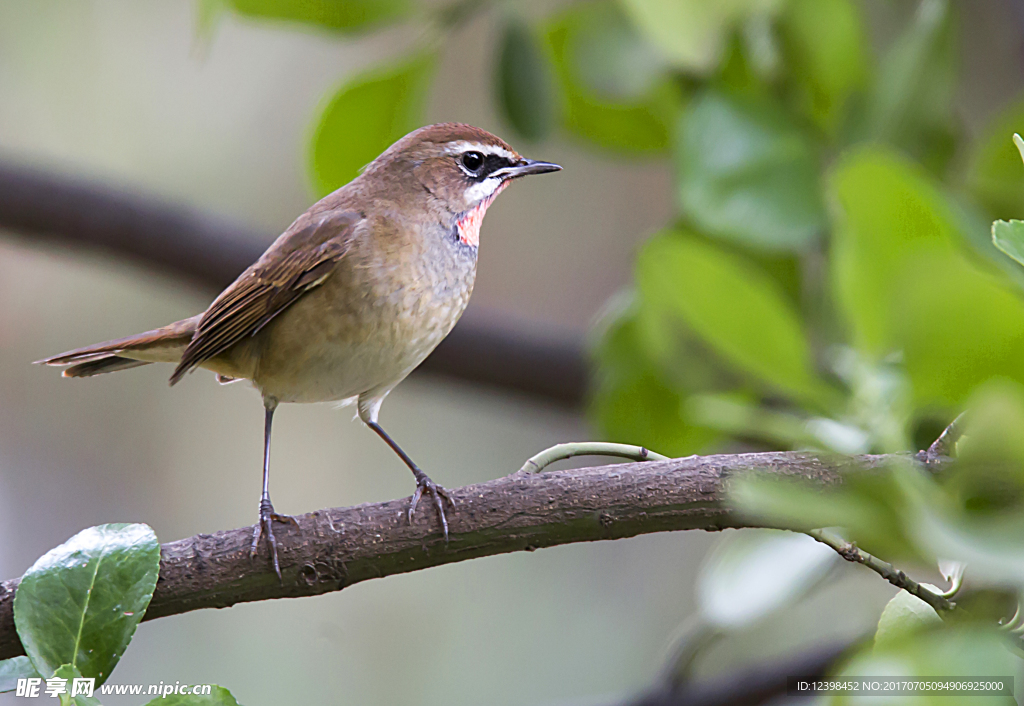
[0,161,586,405]
[0,451,906,661]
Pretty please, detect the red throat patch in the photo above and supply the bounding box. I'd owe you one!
[457,181,509,248]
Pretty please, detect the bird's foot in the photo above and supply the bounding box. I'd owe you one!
[408,470,455,542]
[250,497,297,581]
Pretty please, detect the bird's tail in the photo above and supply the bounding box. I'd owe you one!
[36,316,199,379]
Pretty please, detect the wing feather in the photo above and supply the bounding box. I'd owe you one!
[170,210,361,385]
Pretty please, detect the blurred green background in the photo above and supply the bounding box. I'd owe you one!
[3,0,1024,703]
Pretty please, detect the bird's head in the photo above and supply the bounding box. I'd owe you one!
[364,123,561,247]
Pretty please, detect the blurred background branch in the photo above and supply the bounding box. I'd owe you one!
[626,638,855,706]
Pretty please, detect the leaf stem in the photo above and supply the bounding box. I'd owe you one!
[519,442,668,474]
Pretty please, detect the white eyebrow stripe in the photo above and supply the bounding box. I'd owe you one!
[444,141,517,161]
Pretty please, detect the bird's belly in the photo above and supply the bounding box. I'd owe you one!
[250,269,472,404]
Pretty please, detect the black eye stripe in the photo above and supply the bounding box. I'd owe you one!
[460,153,515,180]
[483,154,512,175]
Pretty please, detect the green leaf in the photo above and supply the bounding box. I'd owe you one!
[966,102,1024,219]
[833,166,1024,404]
[223,0,410,33]
[618,0,782,75]
[865,0,958,174]
[893,251,1024,405]
[874,589,942,649]
[589,293,718,456]
[14,524,160,684]
[637,231,829,405]
[544,1,682,154]
[912,509,1024,592]
[777,0,868,134]
[955,380,1024,472]
[729,462,928,561]
[838,627,1018,700]
[992,219,1024,268]
[309,50,435,196]
[729,474,888,537]
[685,393,824,450]
[142,685,241,705]
[0,656,40,693]
[900,383,1024,589]
[827,147,961,356]
[950,195,1024,292]
[52,664,100,706]
[696,529,835,628]
[675,90,825,252]
[496,17,555,142]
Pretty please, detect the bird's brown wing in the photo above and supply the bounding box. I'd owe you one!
[170,210,362,385]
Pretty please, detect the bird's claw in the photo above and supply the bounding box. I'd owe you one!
[408,472,454,542]
[250,497,293,582]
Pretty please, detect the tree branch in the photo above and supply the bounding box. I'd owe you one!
[0,451,911,661]
[807,529,955,612]
[0,160,586,405]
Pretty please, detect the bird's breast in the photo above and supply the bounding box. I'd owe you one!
[250,221,477,403]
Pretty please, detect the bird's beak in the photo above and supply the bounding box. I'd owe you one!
[494,159,563,180]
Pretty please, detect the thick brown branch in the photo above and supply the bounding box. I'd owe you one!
[0,451,903,661]
[0,161,585,405]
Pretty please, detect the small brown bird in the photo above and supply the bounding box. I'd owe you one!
[38,123,561,578]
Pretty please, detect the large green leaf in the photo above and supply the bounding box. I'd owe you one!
[966,102,1024,219]
[865,0,958,174]
[675,90,825,252]
[777,0,868,134]
[496,17,555,142]
[142,685,241,705]
[309,50,435,196]
[544,1,682,154]
[14,524,160,684]
[223,0,410,33]
[637,231,829,404]
[618,0,781,75]
[827,147,960,355]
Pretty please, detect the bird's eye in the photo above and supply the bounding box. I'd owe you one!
[461,151,484,173]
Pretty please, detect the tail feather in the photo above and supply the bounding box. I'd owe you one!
[62,356,151,378]
[37,316,199,377]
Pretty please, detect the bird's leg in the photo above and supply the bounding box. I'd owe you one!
[366,421,453,542]
[249,400,296,581]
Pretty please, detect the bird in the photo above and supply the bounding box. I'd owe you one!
[37,123,562,579]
